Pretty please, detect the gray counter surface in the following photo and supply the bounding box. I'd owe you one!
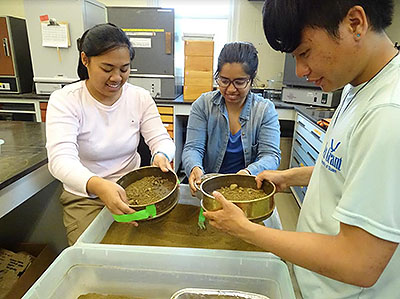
[0,121,47,189]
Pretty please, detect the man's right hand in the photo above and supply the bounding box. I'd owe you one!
[188,166,204,195]
[255,170,289,192]
[256,167,314,192]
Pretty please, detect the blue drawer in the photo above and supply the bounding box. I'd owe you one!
[293,132,318,165]
[296,114,325,152]
[290,149,309,206]
[292,185,306,205]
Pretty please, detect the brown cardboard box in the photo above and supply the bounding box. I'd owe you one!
[184,85,213,102]
[184,70,213,86]
[2,243,56,299]
[184,55,213,72]
[184,40,214,57]
[184,40,214,102]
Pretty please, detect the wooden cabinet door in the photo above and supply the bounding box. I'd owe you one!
[0,17,15,76]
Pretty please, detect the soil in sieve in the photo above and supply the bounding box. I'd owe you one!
[101,203,264,252]
[215,184,266,201]
[125,176,174,205]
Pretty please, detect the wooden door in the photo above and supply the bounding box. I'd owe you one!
[0,17,15,76]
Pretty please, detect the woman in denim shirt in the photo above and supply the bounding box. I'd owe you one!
[182,42,281,194]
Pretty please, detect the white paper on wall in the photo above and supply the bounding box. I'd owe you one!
[41,22,70,48]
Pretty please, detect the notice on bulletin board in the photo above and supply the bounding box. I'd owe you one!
[41,22,70,48]
[130,37,152,48]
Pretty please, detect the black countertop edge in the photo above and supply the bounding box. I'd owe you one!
[0,91,294,109]
[0,92,49,100]
[0,92,192,104]
[0,159,48,190]
[272,100,295,109]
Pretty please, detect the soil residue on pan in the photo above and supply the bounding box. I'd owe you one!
[125,176,175,205]
[215,184,266,201]
[101,203,264,252]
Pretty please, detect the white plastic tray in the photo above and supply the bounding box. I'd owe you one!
[76,184,282,245]
[22,245,295,299]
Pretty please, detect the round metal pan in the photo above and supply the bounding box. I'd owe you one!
[115,166,179,222]
[194,173,221,200]
[200,174,276,222]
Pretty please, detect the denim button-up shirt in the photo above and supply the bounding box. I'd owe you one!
[182,90,281,177]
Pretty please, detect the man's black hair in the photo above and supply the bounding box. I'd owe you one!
[262,0,394,53]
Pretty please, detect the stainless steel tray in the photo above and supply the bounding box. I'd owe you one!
[170,288,270,299]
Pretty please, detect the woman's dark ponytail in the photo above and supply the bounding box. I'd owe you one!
[76,30,90,80]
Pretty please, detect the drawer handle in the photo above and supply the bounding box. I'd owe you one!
[311,130,321,140]
[2,38,10,57]
[295,138,302,147]
[293,156,300,165]
[165,32,172,54]
[307,152,316,163]
[298,120,306,128]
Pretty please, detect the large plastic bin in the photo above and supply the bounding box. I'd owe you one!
[22,245,295,299]
[76,184,282,245]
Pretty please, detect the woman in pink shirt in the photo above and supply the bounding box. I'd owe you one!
[46,23,175,245]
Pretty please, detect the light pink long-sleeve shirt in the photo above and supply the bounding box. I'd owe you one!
[46,81,175,197]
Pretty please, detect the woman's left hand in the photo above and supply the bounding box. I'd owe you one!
[152,152,173,172]
[203,191,250,237]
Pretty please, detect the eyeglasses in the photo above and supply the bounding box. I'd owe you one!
[216,76,251,90]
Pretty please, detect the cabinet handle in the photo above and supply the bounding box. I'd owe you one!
[307,152,316,163]
[295,138,302,147]
[297,120,306,128]
[2,38,10,57]
[293,155,300,165]
[311,130,321,141]
[165,32,172,54]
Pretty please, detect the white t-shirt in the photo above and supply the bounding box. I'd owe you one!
[295,54,400,298]
[46,81,175,197]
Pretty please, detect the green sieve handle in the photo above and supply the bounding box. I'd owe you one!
[112,204,157,222]
[198,207,206,228]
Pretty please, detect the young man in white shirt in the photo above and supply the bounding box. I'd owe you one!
[204,1,400,298]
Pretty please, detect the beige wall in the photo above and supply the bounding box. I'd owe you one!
[97,0,149,7]
[0,0,150,17]
[0,0,25,18]
[387,0,400,42]
[234,0,285,88]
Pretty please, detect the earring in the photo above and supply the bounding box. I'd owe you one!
[356,33,361,37]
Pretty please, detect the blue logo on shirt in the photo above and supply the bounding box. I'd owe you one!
[321,139,342,173]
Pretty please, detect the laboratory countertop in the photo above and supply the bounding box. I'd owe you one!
[0,121,47,190]
[294,104,336,127]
